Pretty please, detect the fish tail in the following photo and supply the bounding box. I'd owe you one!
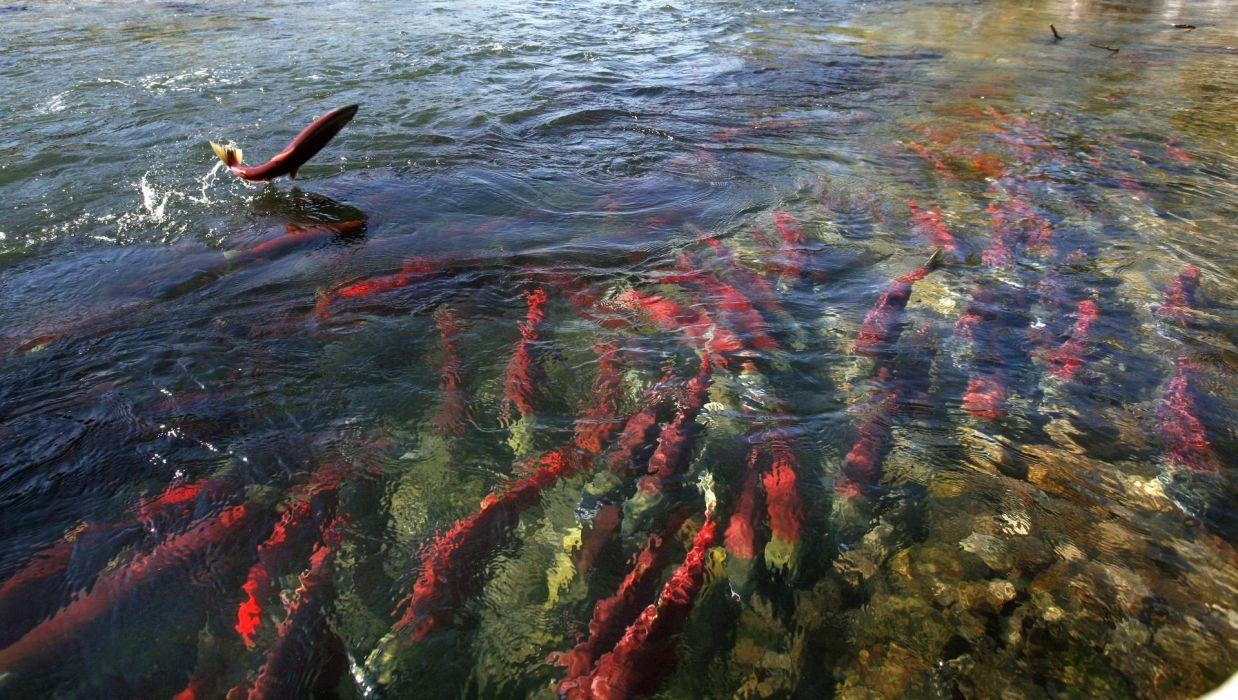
[209,141,243,168]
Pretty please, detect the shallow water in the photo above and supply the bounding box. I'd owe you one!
[0,0,1235,697]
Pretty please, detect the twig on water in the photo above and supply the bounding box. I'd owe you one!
[1089,43,1120,54]
[1172,24,1196,31]
[1050,24,1063,42]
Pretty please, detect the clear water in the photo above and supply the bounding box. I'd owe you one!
[0,0,1234,697]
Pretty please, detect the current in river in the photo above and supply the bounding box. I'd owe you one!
[0,1,1234,698]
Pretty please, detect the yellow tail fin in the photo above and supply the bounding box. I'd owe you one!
[209,141,243,168]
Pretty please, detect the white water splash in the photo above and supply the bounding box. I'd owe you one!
[186,160,226,205]
[137,174,171,223]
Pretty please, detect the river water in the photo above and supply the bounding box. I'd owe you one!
[0,1,1234,697]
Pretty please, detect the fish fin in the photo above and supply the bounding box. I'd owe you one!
[925,246,944,270]
[209,141,243,168]
[290,168,298,180]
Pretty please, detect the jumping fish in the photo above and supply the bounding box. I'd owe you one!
[210,104,358,181]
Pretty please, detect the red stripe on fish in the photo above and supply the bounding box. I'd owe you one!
[573,504,623,577]
[1045,299,1100,381]
[235,500,317,647]
[763,441,802,556]
[245,520,348,700]
[500,288,550,425]
[571,344,626,454]
[904,141,958,180]
[635,356,713,499]
[431,308,471,438]
[1157,265,1201,327]
[853,268,934,357]
[576,517,718,699]
[172,677,211,700]
[1163,141,1194,164]
[392,449,577,640]
[771,211,806,281]
[697,235,782,314]
[1157,356,1223,474]
[555,522,683,689]
[0,473,238,647]
[614,290,743,362]
[666,256,778,352]
[905,201,958,251]
[392,351,639,641]
[837,372,899,500]
[986,188,1053,260]
[0,504,256,674]
[962,374,1007,422]
[228,220,364,266]
[724,449,763,563]
[314,259,437,319]
[982,198,1019,268]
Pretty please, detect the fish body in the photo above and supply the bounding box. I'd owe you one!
[853,249,941,357]
[501,288,551,427]
[226,220,365,267]
[555,524,681,689]
[314,259,438,319]
[1157,265,1202,327]
[0,504,256,675]
[244,522,348,700]
[1045,299,1100,381]
[577,517,718,699]
[210,104,358,181]
[837,375,899,500]
[614,290,742,362]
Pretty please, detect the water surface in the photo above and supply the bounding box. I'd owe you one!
[0,1,1235,697]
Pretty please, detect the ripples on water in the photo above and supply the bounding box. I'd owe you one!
[0,0,1234,697]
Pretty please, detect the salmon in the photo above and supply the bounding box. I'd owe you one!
[210,104,358,182]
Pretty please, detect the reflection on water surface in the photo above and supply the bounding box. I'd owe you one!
[0,0,1234,697]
